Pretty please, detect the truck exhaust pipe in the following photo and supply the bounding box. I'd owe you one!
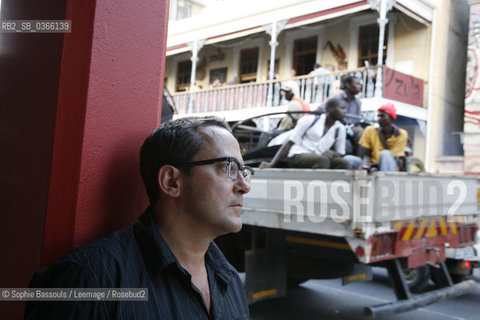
[364,279,477,319]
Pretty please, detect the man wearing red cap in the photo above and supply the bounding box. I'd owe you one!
[358,103,408,171]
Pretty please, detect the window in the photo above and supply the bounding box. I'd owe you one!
[209,68,227,85]
[293,37,317,76]
[239,47,258,83]
[177,60,192,92]
[176,0,192,20]
[358,23,388,67]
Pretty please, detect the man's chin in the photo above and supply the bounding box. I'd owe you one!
[226,218,243,234]
[231,222,243,233]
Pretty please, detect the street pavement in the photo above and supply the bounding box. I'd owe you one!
[250,267,480,320]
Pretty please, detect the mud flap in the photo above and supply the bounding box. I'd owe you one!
[245,247,287,304]
[342,264,373,285]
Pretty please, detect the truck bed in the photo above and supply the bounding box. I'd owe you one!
[243,169,479,239]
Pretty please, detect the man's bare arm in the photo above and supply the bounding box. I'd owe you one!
[259,140,294,168]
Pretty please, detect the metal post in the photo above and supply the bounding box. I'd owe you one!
[385,259,411,300]
[265,21,286,107]
[370,0,394,98]
[187,39,204,114]
[267,22,278,107]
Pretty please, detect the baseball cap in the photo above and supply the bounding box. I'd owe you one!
[280,85,293,92]
[378,103,397,121]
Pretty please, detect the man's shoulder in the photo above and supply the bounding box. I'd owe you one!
[288,99,303,110]
[399,127,408,137]
[334,119,345,128]
[364,126,377,134]
[69,226,137,264]
[296,114,316,125]
[31,226,139,288]
[361,126,378,141]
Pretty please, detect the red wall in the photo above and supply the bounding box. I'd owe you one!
[0,1,68,318]
[0,0,169,318]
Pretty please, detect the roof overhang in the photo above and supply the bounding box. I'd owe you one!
[393,0,434,25]
[167,0,371,56]
[167,0,435,56]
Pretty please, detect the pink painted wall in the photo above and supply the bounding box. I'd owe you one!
[43,0,169,262]
[43,0,170,264]
[73,0,169,246]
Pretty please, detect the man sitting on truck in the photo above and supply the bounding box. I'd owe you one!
[260,97,351,169]
[277,84,311,131]
[316,75,363,156]
[359,103,408,171]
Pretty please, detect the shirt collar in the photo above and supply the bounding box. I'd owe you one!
[133,206,178,274]
[133,206,235,285]
[205,241,236,285]
[392,124,400,137]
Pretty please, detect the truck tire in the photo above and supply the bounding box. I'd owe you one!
[403,266,430,293]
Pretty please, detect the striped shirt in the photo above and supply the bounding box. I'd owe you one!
[25,207,249,320]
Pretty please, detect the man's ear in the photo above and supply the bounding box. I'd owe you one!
[157,165,182,198]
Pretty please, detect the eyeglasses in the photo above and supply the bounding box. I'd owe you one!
[176,157,255,184]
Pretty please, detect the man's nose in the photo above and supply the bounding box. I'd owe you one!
[234,174,251,194]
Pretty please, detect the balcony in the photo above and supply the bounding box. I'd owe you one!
[171,66,426,120]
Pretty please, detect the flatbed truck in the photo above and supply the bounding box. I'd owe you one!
[217,169,479,319]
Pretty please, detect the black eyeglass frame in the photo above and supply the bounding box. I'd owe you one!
[175,157,255,182]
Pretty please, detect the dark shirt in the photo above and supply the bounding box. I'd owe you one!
[337,91,361,125]
[315,91,362,125]
[25,207,249,320]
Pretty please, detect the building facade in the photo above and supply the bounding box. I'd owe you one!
[165,0,469,172]
[464,0,480,174]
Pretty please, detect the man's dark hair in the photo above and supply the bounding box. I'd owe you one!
[342,75,359,88]
[325,97,341,112]
[140,116,230,204]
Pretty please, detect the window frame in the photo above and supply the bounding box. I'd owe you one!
[176,59,192,92]
[239,47,259,83]
[293,36,318,76]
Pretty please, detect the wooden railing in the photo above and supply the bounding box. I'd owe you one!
[170,66,424,115]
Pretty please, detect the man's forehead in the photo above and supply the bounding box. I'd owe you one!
[198,125,230,140]
[377,111,388,117]
[196,126,239,154]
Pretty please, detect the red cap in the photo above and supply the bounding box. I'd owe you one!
[378,103,397,121]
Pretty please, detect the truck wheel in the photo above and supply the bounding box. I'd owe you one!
[403,266,430,293]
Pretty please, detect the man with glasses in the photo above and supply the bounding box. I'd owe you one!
[25,117,253,319]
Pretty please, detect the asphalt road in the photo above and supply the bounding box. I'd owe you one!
[249,268,480,320]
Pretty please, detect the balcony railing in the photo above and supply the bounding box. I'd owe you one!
[170,66,424,115]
